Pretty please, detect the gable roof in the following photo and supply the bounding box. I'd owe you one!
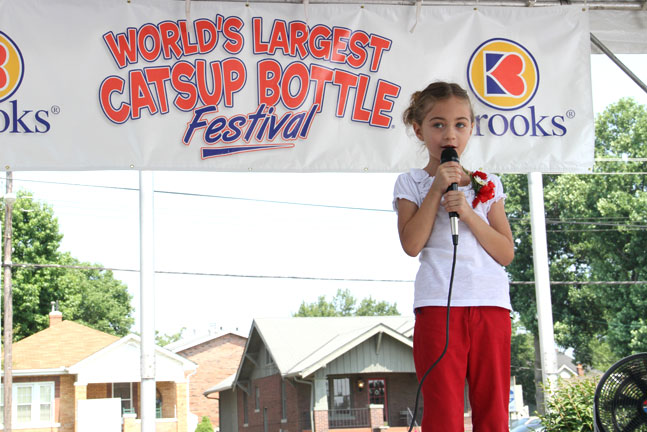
[165,329,248,354]
[237,316,414,381]
[556,351,579,377]
[68,334,196,384]
[12,320,119,370]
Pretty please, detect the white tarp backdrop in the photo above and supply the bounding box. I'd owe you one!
[0,0,595,173]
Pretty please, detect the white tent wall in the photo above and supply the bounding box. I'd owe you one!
[590,9,647,54]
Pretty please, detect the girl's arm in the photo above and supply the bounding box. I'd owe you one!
[397,190,442,257]
[397,162,463,257]
[443,191,514,266]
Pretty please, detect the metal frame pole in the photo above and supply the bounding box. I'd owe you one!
[139,171,156,432]
[591,33,647,95]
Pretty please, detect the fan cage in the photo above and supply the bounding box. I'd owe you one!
[594,353,647,432]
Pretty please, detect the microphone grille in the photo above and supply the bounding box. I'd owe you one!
[441,148,459,164]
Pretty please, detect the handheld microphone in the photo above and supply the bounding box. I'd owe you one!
[440,148,460,246]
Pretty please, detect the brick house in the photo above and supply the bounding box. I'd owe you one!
[205,316,422,432]
[167,329,247,427]
[2,310,197,432]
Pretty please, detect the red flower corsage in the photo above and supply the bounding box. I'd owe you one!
[467,170,495,208]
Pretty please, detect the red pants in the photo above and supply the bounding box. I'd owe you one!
[413,306,511,432]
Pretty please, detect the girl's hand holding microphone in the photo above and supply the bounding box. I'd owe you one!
[442,188,471,219]
[430,159,461,198]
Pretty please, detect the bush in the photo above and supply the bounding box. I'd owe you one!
[539,377,598,432]
[195,416,215,432]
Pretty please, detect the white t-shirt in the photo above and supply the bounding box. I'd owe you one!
[393,168,511,311]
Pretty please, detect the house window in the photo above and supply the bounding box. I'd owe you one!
[263,407,268,432]
[331,378,351,410]
[255,386,260,411]
[265,348,273,365]
[281,380,287,421]
[17,386,33,422]
[0,382,55,426]
[368,379,388,421]
[112,382,134,414]
[243,391,249,425]
[38,384,53,422]
[368,379,386,405]
[156,389,163,419]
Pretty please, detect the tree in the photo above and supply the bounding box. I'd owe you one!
[195,416,214,432]
[503,98,647,409]
[510,317,537,414]
[156,327,186,347]
[1,190,134,340]
[294,289,399,317]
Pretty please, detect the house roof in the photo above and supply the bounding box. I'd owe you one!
[68,334,197,384]
[165,329,248,354]
[12,320,119,370]
[241,316,414,380]
[204,373,236,395]
[204,316,414,396]
[556,351,579,377]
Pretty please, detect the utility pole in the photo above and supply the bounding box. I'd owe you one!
[2,171,15,432]
[528,172,558,413]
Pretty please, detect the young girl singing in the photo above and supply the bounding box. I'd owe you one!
[393,82,514,431]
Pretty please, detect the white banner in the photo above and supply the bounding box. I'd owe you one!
[0,0,593,173]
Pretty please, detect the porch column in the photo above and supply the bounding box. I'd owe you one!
[369,404,384,431]
[176,382,188,432]
[313,371,328,432]
[74,383,87,432]
[313,410,329,432]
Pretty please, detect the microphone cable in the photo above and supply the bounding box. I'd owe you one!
[407,242,458,432]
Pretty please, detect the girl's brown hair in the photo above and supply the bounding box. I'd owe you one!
[402,81,474,127]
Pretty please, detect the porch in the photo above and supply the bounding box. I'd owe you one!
[299,406,474,432]
[75,381,189,432]
[319,375,421,429]
[296,373,475,432]
[299,405,421,431]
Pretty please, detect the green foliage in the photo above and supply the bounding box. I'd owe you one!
[355,296,400,316]
[195,416,214,432]
[539,377,597,432]
[156,327,186,346]
[503,98,647,365]
[294,288,399,317]
[1,191,134,340]
[589,339,616,373]
[511,317,537,411]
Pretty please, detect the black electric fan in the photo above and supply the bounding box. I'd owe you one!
[594,353,647,432]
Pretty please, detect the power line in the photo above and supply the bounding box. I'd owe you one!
[156,189,392,212]
[7,175,644,227]
[546,228,645,232]
[2,177,138,193]
[7,262,647,286]
[6,262,413,283]
[546,220,647,228]
[510,227,647,233]
[4,174,647,214]
[586,172,647,175]
[2,176,392,213]
[510,280,647,285]
[595,158,647,162]
[509,216,647,231]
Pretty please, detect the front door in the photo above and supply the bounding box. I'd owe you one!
[368,379,387,422]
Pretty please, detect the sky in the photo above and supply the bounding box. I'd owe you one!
[2,53,647,338]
